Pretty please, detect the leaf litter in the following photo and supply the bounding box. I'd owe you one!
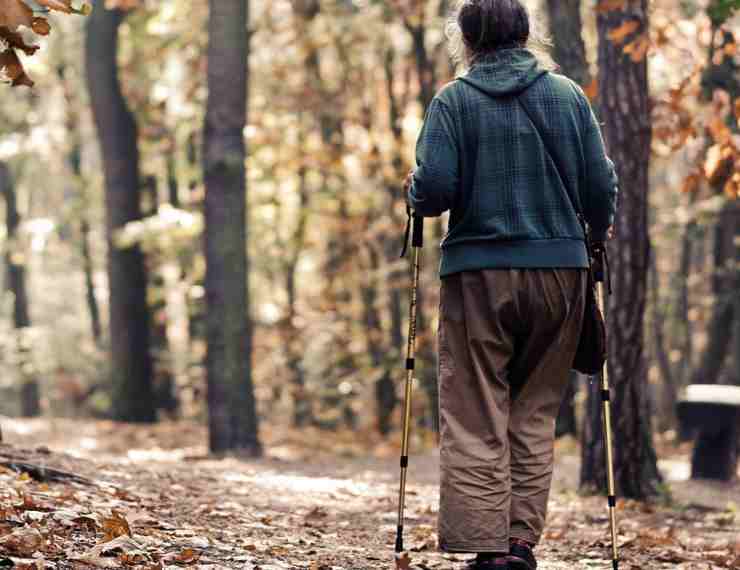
[0,420,739,569]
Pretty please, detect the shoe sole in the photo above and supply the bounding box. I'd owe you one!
[507,556,536,570]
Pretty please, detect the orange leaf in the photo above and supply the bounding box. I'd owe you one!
[608,20,640,45]
[681,172,703,194]
[0,0,34,31]
[31,17,50,36]
[624,33,650,62]
[708,116,732,145]
[583,78,599,101]
[724,173,739,200]
[102,510,131,542]
[705,144,735,186]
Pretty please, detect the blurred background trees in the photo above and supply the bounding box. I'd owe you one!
[0,0,738,493]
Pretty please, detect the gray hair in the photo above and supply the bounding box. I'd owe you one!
[445,0,556,71]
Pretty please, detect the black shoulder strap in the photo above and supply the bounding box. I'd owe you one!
[515,91,587,236]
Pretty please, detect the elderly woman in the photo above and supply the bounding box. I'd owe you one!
[405,1,618,569]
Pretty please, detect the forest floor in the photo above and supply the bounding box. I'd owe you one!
[1,418,739,570]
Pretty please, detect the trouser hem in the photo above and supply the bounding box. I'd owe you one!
[509,532,539,546]
[439,542,510,554]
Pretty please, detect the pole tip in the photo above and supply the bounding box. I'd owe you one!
[395,551,411,569]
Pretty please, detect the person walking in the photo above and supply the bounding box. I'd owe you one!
[404,1,618,569]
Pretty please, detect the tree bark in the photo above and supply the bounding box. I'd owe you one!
[58,61,103,346]
[0,162,39,418]
[204,0,261,456]
[546,0,591,439]
[85,0,155,423]
[580,0,662,499]
[80,220,102,345]
[545,0,590,87]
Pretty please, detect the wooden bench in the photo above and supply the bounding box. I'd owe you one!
[676,384,740,481]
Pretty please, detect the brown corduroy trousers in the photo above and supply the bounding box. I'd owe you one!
[437,268,586,553]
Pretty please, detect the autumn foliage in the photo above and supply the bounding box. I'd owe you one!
[0,0,90,87]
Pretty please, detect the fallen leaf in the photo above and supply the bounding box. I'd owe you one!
[0,528,44,557]
[102,509,131,541]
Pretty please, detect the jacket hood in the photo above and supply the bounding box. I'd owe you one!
[458,48,548,97]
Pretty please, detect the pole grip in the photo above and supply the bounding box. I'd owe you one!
[412,215,424,248]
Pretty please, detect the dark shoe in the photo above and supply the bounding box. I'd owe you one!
[464,555,509,569]
[507,538,537,570]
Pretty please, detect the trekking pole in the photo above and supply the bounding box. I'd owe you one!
[593,244,619,570]
[395,211,423,568]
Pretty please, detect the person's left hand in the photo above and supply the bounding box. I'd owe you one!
[402,170,414,199]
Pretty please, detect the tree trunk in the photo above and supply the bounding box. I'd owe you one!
[166,136,180,207]
[285,132,311,428]
[545,0,590,87]
[203,0,261,456]
[546,0,590,439]
[691,202,740,386]
[85,0,155,423]
[0,162,39,417]
[58,62,103,346]
[81,220,102,345]
[580,1,662,499]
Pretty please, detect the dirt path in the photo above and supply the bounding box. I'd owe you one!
[1,419,739,569]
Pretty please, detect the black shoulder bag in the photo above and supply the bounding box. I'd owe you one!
[515,92,608,376]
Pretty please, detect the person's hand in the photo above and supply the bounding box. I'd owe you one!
[402,170,414,200]
[607,225,615,240]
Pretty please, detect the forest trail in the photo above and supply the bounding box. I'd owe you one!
[1,419,739,570]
